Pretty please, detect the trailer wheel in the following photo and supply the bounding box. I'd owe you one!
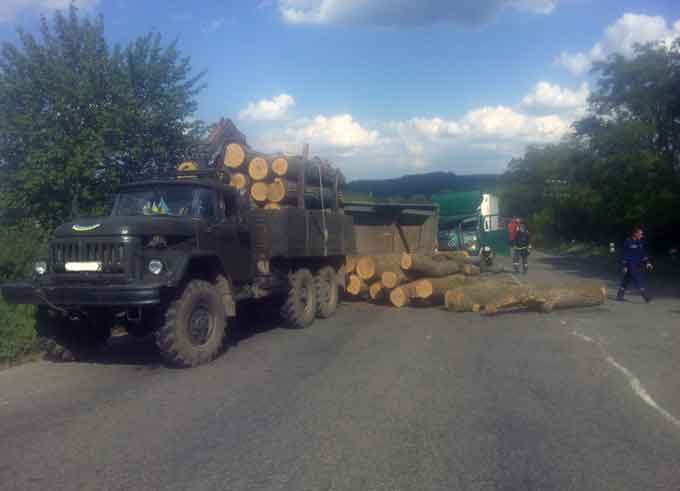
[155,280,227,368]
[316,266,339,318]
[281,268,317,328]
[36,307,111,362]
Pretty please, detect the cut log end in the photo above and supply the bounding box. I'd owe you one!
[267,179,287,203]
[347,274,367,296]
[345,256,358,274]
[250,182,269,203]
[248,157,269,181]
[381,271,400,289]
[369,282,383,301]
[389,287,408,308]
[271,157,289,177]
[225,143,246,168]
[356,256,377,281]
[400,253,413,271]
[177,161,198,171]
[230,172,248,190]
[415,279,434,299]
[444,289,465,312]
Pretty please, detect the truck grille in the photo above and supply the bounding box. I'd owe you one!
[50,238,138,278]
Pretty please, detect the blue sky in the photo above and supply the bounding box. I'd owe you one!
[1,0,678,179]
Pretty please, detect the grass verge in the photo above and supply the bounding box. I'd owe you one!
[0,295,39,368]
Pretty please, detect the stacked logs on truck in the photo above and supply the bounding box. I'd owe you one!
[343,250,606,314]
[220,142,345,210]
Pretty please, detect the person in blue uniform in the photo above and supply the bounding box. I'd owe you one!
[617,227,653,302]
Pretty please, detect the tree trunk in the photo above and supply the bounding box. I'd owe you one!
[248,156,269,181]
[369,281,385,301]
[389,280,421,308]
[462,264,481,276]
[345,256,358,274]
[250,182,268,203]
[400,254,462,277]
[264,202,280,210]
[444,278,525,312]
[356,254,402,282]
[532,285,607,313]
[346,274,368,296]
[229,172,249,191]
[224,143,247,168]
[414,275,478,302]
[381,269,407,289]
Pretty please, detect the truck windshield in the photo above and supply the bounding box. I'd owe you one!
[112,185,216,219]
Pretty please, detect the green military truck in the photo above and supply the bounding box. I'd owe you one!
[432,191,508,264]
[1,169,438,367]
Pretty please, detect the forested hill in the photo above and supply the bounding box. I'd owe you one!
[345,172,500,199]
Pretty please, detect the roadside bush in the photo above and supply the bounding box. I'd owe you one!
[0,297,37,366]
[0,224,45,365]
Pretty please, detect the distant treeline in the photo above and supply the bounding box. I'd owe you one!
[500,40,680,251]
[346,172,499,201]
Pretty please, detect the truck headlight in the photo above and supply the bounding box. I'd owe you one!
[34,261,47,276]
[148,259,163,275]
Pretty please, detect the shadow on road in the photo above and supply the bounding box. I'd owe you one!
[90,299,284,368]
[536,253,679,300]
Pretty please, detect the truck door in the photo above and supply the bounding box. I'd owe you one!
[195,189,252,282]
[215,190,253,282]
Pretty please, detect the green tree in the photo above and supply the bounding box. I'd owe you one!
[0,5,205,229]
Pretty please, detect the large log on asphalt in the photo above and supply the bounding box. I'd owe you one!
[400,254,462,277]
[532,285,607,313]
[389,280,421,308]
[444,278,526,313]
[356,254,402,282]
[414,274,479,303]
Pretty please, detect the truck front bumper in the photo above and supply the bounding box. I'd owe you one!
[1,281,162,307]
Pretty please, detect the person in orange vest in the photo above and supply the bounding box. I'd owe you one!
[507,217,520,246]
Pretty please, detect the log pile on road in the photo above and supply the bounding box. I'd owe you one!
[343,251,606,315]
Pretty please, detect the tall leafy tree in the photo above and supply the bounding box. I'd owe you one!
[0,5,205,229]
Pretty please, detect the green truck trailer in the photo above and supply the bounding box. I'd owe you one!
[432,191,509,262]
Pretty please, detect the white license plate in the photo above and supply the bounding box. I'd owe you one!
[65,261,103,272]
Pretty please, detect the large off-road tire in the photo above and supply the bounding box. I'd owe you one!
[281,268,317,329]
[155,280,227,368]
[316,266,339,319]
[36,307,112,362]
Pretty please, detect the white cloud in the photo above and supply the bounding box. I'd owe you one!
[0,0,98,23]
[278,0,557,28]
[521,81,589,115]
[261,114,380,151]
[203,17,225,34]
[249,82,584,178]
[239,94,296,121]
[557,13,680,76]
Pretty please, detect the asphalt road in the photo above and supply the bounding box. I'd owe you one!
[1,253,679,490]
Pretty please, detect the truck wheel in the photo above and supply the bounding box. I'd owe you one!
[155,280,227,368]
[281,268,317,328]
[36,307,111,362]
[316,266,339,318]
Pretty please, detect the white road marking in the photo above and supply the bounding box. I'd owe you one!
[604,355,680,429]
[569,329,680,430]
